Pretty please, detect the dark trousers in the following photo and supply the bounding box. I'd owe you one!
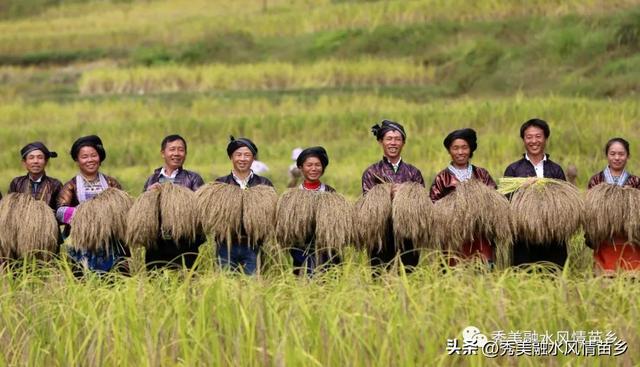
[511,241,568,269]
[145,233,206,270]
[289,247,341,276]
[369,226,420,272]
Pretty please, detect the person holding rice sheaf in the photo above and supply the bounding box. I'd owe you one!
[361,120,425,270]
[215,136,273,274]
[143,134,206,269]
[56,135,125,272]
[9,142,63,210]
[587,138,640,272]
[430,128,497,264]
[503,118,568,268]
[289,146,341,275]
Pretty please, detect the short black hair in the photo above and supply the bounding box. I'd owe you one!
[161,134,187,151]
[605,137,630,156]
[519,118,550,139]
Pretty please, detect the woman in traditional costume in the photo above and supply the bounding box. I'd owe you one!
[56,135,125,272]
[587,137,640,273]
[289,146,341,275]
[430,128,497,265]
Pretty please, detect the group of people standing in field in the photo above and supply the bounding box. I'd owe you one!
[3,117,639,275]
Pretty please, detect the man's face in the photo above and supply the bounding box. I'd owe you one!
[22,150,47,176]
[523,126,546,157]
[231,146,254,173]
[378,130,405,160]
[162,139,186,170]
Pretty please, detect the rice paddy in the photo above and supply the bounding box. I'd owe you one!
[2,0,640,365]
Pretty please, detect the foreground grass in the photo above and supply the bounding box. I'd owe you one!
[0,243,636,366]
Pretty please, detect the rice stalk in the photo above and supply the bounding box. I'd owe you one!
[242,185,278,246]
[275,188,318,248]
[584,183,640,244]
[125,189,161,249]
[159,183,199,244]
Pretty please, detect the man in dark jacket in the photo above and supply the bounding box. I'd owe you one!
[9,142,63,209]
[143,134,206,269]
[504,118,568,268]
[215,136,273,275]
[361,120,425,272]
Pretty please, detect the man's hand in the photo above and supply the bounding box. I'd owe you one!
[147,183,162,191]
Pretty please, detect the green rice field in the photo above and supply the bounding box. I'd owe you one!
[1,0,640,365]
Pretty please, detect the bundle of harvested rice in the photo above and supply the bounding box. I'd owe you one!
[0,193,58,260]
[315,191,353,252]
[392,182,435,249]
[243,185,278,245]
[275,188,318,247]
[195,182,243,244]
[353,183,392,252]
[17,197,59,260]
[499,177,583,245]
[160,183,200,244]
[433,179,512,265]
[69,188,133,254]
[125,189,161,249]
[583,183,640,244]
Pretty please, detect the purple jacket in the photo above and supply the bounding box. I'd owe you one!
[504,155,566,180]
[144,167,205,192]
[361,157,425,194]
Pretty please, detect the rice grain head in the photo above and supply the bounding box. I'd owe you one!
[508,178,583,245]
[584,183,640,244]
[275,188,318,248]
[126,188,161,249]
[16,197,59,260]
[159,183,199,244]
[195,182,243,245]
[315,191,354,252]
[242,185,278,246]
[70,188,133,254]
[433,180,513,265]
[353,183,392,252]
[392,182,435,249]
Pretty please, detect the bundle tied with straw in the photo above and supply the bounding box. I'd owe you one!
[499,177,583,245]
[70,188,133,254]
[197,182,278,246]
[583,183,640,244]
[391,182,435,249]
[275,188,318,247]
[433,179,512,265]
[0,193,59,260]
[353,183,392,252]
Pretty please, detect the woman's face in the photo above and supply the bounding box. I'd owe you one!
[607,142,629,172]
[77,146,101,176]
[301,156,324,182]
[448,138,471,167]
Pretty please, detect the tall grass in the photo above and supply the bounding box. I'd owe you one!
[0,241,636,366]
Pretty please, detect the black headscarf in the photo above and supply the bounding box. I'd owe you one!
[70,135,106,162]
[371,119,406,141]
[227,136,258,157]
[21,141,57,160]
[296,146,329,169]
[443,128,477,158]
